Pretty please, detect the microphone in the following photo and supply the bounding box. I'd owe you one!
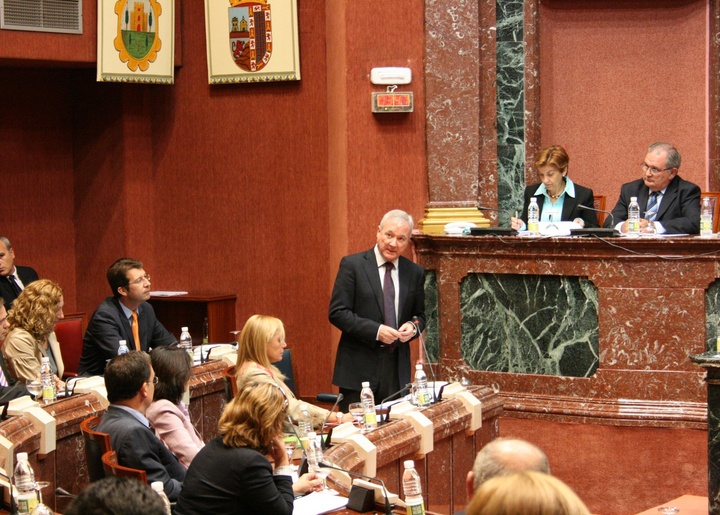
[574,205,620,237]
[318,393,344,451]
[285,415,309,475]
[55,487,76,499]
[413,316,438,405]
[319,462,393,515]
[380,384,412,424]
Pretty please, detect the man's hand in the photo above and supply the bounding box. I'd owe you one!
[397,322,416,342]
[378,325,401,344]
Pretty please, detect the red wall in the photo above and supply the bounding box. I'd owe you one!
[0,0,428,398]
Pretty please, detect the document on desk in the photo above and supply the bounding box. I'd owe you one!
[149,291,189,297]
[292,492,348,515]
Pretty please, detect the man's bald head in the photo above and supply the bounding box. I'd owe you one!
[467,438,550,498]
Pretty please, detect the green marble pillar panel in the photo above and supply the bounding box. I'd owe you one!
[423,271,439,362]
[460,273,599,377]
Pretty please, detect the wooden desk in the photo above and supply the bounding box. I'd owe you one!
[148,292,236,344]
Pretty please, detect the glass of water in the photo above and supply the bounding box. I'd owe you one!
[26,379,41,400]
[348,402,364,427]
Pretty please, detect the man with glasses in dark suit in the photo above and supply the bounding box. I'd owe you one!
[78,258,176,376]
[605,142,701,234]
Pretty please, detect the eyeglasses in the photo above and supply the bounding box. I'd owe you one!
[147,376,159,385]
[128,274,151,286]
[641,162,673,175]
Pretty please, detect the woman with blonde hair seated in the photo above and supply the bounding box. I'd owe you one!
[467,471,590,515]
[175,382,322,514]
[2,279,65,389]
[235,314,351,428]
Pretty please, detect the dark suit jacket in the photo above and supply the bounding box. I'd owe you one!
[0,266,39,309]
[605,176,701,234]
[98,405,186,501]
[330,248,426,392]
[519,182,599,228]
[175,437,294,515]
[78,297,176,376]
[0,352,29,401]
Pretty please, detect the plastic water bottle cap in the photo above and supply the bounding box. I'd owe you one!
[362,381,370,388]
[404,460,415,468]
[181,327,188,332]
[416,364,423,370]
[16,452,28,461]
[151,481,164,492]
[308,431,317,438]
[41,356,49,363]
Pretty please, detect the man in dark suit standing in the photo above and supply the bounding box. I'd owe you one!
[98,351,185,501]
[0,236,38,309]
[78,258,176,376]
[605,142,701,234]
[330,210,426,411]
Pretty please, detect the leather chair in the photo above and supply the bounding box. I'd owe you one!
[80,415,111,482]
[593,195,607,226]
[55,313,85,379]
[101,450,147,483]
[222,365,238,402]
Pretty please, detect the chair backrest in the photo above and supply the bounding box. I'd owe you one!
[80,415,112,482]
[593,195,607,226]
[55,312,85,378]
[222,366,238,402]
[701,192,720,234]
[272,349,296,395]
[101,450,147,483]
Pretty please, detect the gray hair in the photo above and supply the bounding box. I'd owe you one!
[472,438,550,491]
[379,209,414,233]
[0,237,12,250]
[648,142,681,169]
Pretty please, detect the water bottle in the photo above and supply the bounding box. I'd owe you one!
[414,364,430,408]
[151,481,172,515]
[14,452,38,514]
[402,460,425,515]
[40,357,55,404]
[628,196,641,235]
[297,403,313,450]
[117,339,128,355]
[360,381,377,431]
[179,326,193,358]
[527,197,539,233]
[202,317,209,344]
[306,431,322,466]
[701,197,713,237]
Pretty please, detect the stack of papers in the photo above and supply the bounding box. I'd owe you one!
[292,492,348,515]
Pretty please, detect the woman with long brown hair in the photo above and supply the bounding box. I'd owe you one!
[175,382,322,514]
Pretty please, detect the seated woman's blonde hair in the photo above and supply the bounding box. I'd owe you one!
[8,279,63,342]
[467,471,590,515]
[218,381,288,453]
[234,314,286,380]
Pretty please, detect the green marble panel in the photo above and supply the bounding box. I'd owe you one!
[460,273,599,377]
[705,279,720,351]
[423,271,439,362]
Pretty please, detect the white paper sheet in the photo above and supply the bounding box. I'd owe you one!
[292,491,348,515]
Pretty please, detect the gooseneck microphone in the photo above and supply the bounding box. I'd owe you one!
[318,393,344,450]
[319,462,393,515]
[380,384,413,424]
[574,205,620,237]
[413,316,438,405]
[578,204,616,230]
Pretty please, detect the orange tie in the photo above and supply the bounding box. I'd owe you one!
[131,311,141,351]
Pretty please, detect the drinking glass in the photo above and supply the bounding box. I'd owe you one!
[348,402,364,427]
[26,379,41,400]
[284,440,298,463]
[458,364,473,386]
[311,461,334,494]
[657,507,679,514]
[30,482,52,515]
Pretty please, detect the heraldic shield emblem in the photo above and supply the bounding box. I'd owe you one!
[228,0,273,72]
[113,0,163,72]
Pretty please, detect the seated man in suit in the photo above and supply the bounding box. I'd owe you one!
[0,237,39,309]
[605,142,701,234]
[455,438,550,515]
[78,258,176,376]
[0,299,30,401]
[98,351,186,501]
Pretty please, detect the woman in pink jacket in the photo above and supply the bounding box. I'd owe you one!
[146,346,204,468]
